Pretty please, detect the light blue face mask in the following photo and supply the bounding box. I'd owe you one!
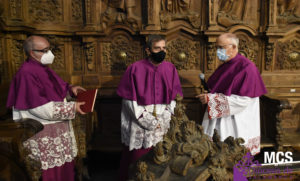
[217,48,229,61]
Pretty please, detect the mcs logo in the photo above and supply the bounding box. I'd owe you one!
[264,151,293,164]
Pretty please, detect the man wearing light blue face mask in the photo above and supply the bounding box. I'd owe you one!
[196,33,267,155]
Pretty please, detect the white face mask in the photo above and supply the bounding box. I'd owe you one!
[41,50,55,64]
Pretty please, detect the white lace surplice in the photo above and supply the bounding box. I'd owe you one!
[202,93,261,155]
[121,99,176,151]
[13,101,78,170]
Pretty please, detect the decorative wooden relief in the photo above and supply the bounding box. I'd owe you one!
[206,42,216,71]
[277,0,300,25]
[10,39,24,73]
[29,0,63,22]
[100,0,141,31]
[101,35,141,72]
[9,0,22,19]
[160,0,202,29]
[237,33,259,67]
[265,43,274,71]
[166,38,200,70]
[73,44,83,72]
[84,42,96,72]
[217,0,259,29]
[47,36,65,71]
[275,39,300,70]
[71,0,83,22]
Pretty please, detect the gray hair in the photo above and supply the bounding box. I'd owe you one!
[23,36,35,56]
[224,33,239,47]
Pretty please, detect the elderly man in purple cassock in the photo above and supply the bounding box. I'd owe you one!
[117,34,183,180]
[6,35,86,181]
[196,33,267,155]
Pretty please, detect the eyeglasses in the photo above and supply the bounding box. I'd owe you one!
[215,44,233,49]
[32,47,51,53]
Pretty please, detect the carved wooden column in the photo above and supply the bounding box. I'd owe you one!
[144,0,161,30]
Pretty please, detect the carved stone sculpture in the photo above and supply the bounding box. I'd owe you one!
[130,95,248,181]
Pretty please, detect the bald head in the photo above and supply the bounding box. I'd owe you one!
[23,36,49,56]
[23,35,50,62]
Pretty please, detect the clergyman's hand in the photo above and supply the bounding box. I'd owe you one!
[71,86,86,96]
[195,94,208,104]
[76,102,86,115]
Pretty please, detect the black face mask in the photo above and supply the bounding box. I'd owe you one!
[150,50,166,63]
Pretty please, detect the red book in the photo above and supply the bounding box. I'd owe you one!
[76,89,98,113]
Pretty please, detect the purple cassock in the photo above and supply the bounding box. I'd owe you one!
[117,59,183,105]
[117,59,183,181]
[6,58,75,181]
[7,58,71,109]
[207,53,267,97]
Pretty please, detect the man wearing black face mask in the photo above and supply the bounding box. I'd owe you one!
[117,35,183,181]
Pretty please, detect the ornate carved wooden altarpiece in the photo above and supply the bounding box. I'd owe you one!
[0,0,300,180]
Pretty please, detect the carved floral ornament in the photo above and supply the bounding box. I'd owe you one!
[11,39,24,72]
[46,36,65,71]
[166,38,199,70]
[29,0,62,22]
[275,39,300,70]
[84,42,96,71]
[71,0,83,22]
[101,35,141,72]
[237,35,259,67]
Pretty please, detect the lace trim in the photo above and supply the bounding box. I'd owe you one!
[121,108,172,151]
[207,93,230,120]
[245,136,260,155]
[23,121,77,170]
[53,102,76,120]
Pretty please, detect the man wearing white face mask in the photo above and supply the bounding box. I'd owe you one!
[196,33,267,155]
[7,35,86,181]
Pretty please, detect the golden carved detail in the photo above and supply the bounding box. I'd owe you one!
[11,39,24,73]
[275,39,300,70]
[207,42,216,71]
[9,0,22,19]
[277,0,300,24]
[29,0,63,22]
[238,36,259,67]
[100,0,140,31]
[131,95,247,180]
[47,36,65,71]
[101,35,141,72]
[72,0,83,22]
[160,0,201,29]
[84,42,96,72]
[73,44,83,72]
[265,43,274,71]
[166,38,199,70]
[217,0,258,28]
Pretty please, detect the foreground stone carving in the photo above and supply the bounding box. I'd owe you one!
[130,95,248,181]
